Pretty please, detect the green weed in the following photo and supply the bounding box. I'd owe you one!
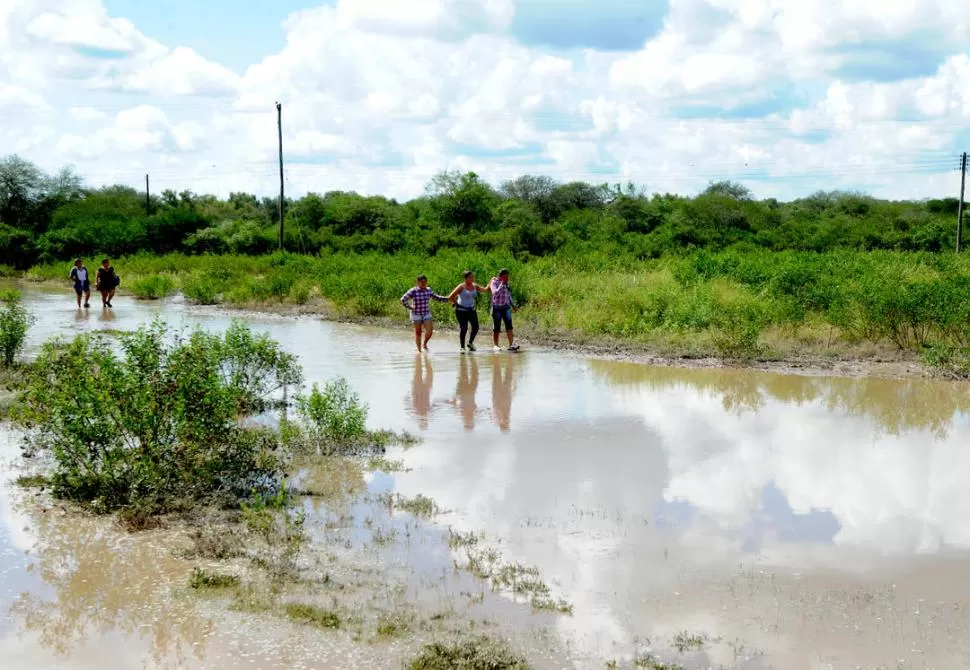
[393,493,445,518]
[284,603,341,629]
[129,274,177,299]
[375,611,412,638]
[188,567,240,590]
[14,473,49,488]
[406,636,530,670]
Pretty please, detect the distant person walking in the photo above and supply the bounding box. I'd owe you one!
[447,270,489,353]
[69,258,90,309]
[95,258,119,308]
[401,274,449,352]
[489,269,519,351]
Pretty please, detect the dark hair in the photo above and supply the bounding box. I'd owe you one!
[416,274,427,282]
[74,258,82,264]
[463,270,474,279]
[498,268,510,277]
[102,258,110,264]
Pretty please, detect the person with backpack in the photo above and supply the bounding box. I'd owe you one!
[69,257,91,308]
[95,258,120,308]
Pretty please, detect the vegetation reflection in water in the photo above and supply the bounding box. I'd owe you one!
[590,359,970,437]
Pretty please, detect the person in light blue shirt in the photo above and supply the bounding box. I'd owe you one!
[447,270,490,353]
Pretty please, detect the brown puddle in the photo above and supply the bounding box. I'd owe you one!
[2,283,970,668]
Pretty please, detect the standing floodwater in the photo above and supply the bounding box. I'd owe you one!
[3,282,970,669]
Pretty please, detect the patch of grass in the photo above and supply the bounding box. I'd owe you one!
[129,273,177,299]
[672,631,706,653]
[530,596,573,615]
[448,529,481,549]
[921,343,970,379]
[189,567,240,590]
[375,611,412,639]
[394,493,446,518]
[633,655,684,670]
[406,636,530,670]
[229,584,277,614]
[14,473,49,488]
[284,603,342,629]
[365,456,409,473]
[182,276,220,304]
[186,522,247,560]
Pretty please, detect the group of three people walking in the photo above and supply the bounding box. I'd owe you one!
[401,269,519,353]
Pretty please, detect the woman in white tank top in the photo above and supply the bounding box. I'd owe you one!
[447,270,491,352]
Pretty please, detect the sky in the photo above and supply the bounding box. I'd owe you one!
[2,0,970,202]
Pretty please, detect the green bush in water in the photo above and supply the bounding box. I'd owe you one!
[0,290,34,367]
[16,319,303,513]
[182,276,220,305]
[130,274,177,299]
[295,377,368,447]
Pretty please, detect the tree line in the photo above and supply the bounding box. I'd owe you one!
[1,153,963,269]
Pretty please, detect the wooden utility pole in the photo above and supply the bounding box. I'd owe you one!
[145,174,150,214]
[958,152,967,254]
[276,102,284,250]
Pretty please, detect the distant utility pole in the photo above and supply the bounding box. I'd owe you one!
[276,101,284,250]
[958,152,967,254]
[145,174,150,215]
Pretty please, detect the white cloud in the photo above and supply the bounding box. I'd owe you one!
[2,0,970,201]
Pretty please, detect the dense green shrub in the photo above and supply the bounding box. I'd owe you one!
[0,290,34,366]
[17,319,302,513]
[130,273,177,299]
[295,377,368,447]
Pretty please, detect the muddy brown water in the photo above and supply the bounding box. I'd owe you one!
[3,284,970,669]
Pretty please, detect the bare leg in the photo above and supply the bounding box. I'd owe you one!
[84,289,90,307]
[413,323,423,352]
[423,321,434,349]
[101,291,108,307]
[492,331,500,347]
[76,291,82,308]
[108,289,116,306]
[506,329,514,347]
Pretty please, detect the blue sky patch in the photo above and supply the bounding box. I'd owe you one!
[510,0,668,51]
[103,0,313,71]
[829,35,950,83]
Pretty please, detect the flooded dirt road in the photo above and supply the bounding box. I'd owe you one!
[3,285,970,669]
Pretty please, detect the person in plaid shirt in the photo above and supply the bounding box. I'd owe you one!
[489,268,520,351]
[401,274,450,352]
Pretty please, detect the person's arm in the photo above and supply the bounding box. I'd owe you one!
[447,283,463,304]
[478,282,492,293]
[400,287,414,310]
[431,288,450,302]
[95,268,102,290]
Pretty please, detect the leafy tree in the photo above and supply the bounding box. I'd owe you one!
[426,171,499,232]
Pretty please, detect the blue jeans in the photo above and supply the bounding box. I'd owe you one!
[491,305,513,333]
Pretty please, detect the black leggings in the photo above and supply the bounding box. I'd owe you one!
[456,308,479,347]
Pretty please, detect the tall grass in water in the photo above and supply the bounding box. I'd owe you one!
[25,249,970,361]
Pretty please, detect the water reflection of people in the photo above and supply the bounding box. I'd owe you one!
[455,354,480,431]
[490,354,515,433]
[97,306,117,323]
[410,353,434,430]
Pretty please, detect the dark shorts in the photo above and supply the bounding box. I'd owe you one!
[73,280,89,295]
[491,305,513,332]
